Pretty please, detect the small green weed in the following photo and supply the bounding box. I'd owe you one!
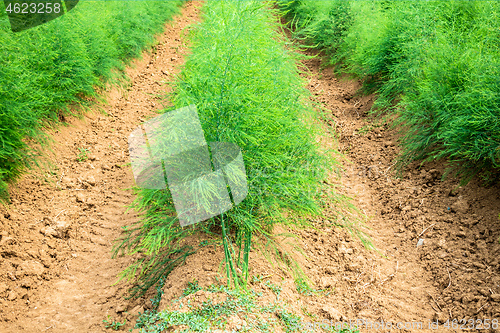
[264,280,282,297]
[357,125,372,136]
[77,148,90,162]
[103,315,126,330]
[251,274,270,284]
[301,306,316,320]
[295,277,329,296]
[277,310,302,332]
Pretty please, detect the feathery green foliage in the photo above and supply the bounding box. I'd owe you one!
[280,0,500,183]
[115,0,365,296]
[0,0,182,196]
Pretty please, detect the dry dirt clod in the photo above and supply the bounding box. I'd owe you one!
[433,311,449,323]
[18,288,28,300]
[7,290,17,301]
[319,276,336,288]
[62,177,74,185]
[76,192,86,203]
[0,235,14,246]
[0,282,9,295]
[54,220,71,239]
[40,226,57,238]
[17,260,45,277]
[116,302,128,313]
[451,197,470,214]
[321,305,343,321]
[129,305,144,318]
[85,175,96,186]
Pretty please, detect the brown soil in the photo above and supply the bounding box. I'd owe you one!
[1,2,500,333]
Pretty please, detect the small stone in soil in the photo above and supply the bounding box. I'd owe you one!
[116,303,127,313]
[62,177,73,184]
[76,193,86,203]
[85,175,96,186]
[0,282,9,294]
[433,311,448,323]
[129,305,144,317]
[321,305,343,321]
[54,220,71,238]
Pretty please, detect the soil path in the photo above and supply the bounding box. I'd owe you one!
[299,53,500,328]
[0,2,201,332]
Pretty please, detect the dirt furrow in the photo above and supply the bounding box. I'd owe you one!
[0,3,201,332]
[301,53,500,329]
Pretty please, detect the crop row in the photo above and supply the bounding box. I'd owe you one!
[280,0,500,183]
[0,0,182,195]
[115,0,352,299]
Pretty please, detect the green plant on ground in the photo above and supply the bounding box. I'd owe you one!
[277,310,302,332]
[264,280,282,297]
[136,282,359,333]
[295,277,324,296]
[103,315,127,330]
[279,0,500,184]
[133,283,279,332]
[301,306,316,320]
[357,125,372,136]
[182,280,202,297]
[278,0,353,68]
[76,147,90,162]
[251,274,269,285]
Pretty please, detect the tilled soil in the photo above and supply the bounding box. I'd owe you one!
[1,2,499,333]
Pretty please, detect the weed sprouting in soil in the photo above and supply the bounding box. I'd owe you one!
[183,280,202,297]
[103,315,127,331]
[76,147,90,162]
[295,277,325,296]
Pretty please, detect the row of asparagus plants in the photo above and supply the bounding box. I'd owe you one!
[115,0,366,299]
[0,0,183,195]
[279,0,500,183]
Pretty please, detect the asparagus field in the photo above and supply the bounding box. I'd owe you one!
[0,1,499,332]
